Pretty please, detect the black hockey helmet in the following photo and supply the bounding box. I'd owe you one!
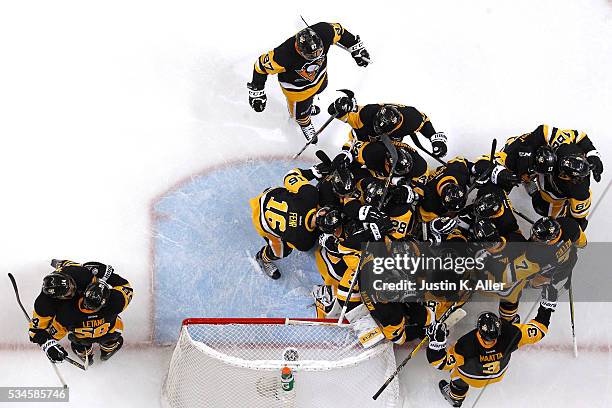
[533,146,557,174]
[315,206,343,233]
[373,105,402,136]
[330,167,356,197]
[83,281,111,312]
[363,178,386,206]
[42,272,77,300]
[477,312,502,342]
[557,154,590,183]
[440,183,466,212]
[473,192,502,219]
[471,219,500,242]
[295,28,324,60]
[392,147,414,176]
[530,216,561,243]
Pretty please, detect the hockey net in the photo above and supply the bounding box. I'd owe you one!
[161,318,401,408]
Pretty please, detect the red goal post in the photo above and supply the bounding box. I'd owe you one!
[161,317,401,407]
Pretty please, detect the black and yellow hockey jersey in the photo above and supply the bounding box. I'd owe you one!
[251,168,321,252]
[416,157,472,222]
[339,104,436,142]
[29,264,130,343]
[350,140,429,181]
[427,304,552,387]
[44,287,132,341]
[251,22,359,94]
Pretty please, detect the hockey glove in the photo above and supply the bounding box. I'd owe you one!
[491,165,520,190]
[587,151,603,182]
[348,36,370,67]
[332,150,352,170]
[430,216,458,236]
[247,82,266,112]
[426,322,448,351]
[41,339,68,363]
[328,96,356,117]
[318,233,339,253]
[430,132,448,158]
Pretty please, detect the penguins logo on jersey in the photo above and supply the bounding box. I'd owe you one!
[296,58,324,82]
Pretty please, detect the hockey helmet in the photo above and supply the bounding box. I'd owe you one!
[477,312,502,342]
[295,28,324,60]
[330,167,356,197]
[557,154,590,183]
[83,281,111,312]
[533,146,557,174]
[392,147,414,176]
[315,206,343,233]
[530,217,561,243]
[42,272,77,300]
[440,183,467,212]
[373,105,402,136]
[363,178,386,206]
[473,192,503,219]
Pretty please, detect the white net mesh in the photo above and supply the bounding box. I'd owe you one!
[161,319,401,408]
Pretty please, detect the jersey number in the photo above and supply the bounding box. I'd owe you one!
[74,323,111,338]
[265,198,289,232]
[482,361,501,374]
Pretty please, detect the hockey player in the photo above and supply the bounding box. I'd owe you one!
[250,165,343,279]
[415,157,471,222]
[328,96,448,157]
[531,143,593,230]
[29,260,131,357]
[427,286,557,407]
[509,124,603,182]
[247,23,369,141]
[30,278,133,365]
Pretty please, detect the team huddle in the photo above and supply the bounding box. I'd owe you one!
[28,260,133,367]
[247,22,604,406]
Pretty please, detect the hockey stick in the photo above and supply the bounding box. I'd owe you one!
[568,282,578,357]
[293,89,355,160]
[372,297,470,400]
[7,273,87,374]
[337,134,398,324]
[409,133,447,167]
[292,116,335,159]
[512,208,535,225]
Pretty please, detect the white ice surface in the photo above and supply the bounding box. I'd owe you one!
[1,0,611,406]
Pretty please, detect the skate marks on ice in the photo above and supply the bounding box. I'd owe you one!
[152,158,320,344]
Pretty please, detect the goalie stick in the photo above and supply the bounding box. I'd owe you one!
[372,299,469,400]
[8,273,87,376]
[337,134,398,324]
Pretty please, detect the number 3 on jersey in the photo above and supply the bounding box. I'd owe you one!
[265,198,288,233]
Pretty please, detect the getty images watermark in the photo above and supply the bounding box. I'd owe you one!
[370,251,504,292]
